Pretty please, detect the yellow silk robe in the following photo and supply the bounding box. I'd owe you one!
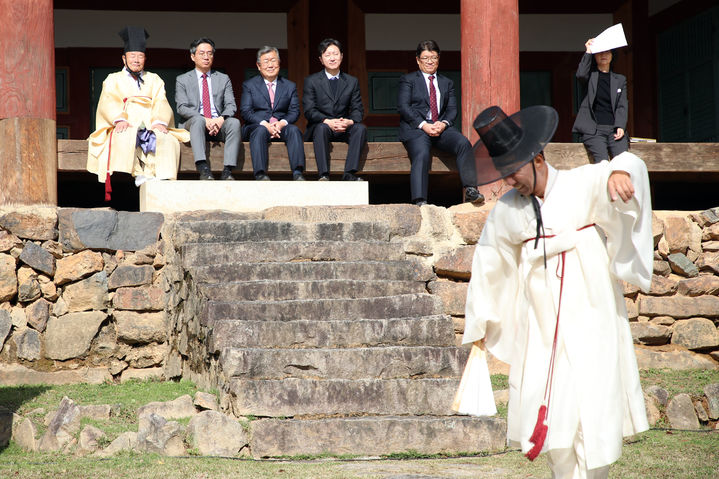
[87,70,190,183]
[463,152,652,469]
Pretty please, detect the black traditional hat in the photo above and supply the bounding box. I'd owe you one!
[472,105,558,186]
[119,26,149,53]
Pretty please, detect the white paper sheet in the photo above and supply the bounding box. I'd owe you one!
[589,24,628,54]
[452,344,497,416]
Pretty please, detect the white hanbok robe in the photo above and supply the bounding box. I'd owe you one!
[463,151,652,470]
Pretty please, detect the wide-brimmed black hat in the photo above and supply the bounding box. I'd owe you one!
[472,105,558,186]
[119,26,149,53]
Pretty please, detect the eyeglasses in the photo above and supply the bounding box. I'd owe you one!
[195,51,214,58]
[419,55,439,63]
[259,58,279,65]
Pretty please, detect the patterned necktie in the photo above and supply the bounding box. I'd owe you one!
[202,74,212,118]
[268,82,278,124]
[428,75,439,122]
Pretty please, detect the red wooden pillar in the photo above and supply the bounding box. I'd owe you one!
[461,0,520,198]
[0,0,56,206]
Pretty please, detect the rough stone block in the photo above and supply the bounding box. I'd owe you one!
[108,265,154,290]
[663,216,691,254]
[434,245,475,280]
[0,253,17,301]
[58,209,163,253]
[634,348,718,370]
[63,271,109,313]
[19,242,55,276]
[187,410,248,456]
[676,275,719,296]
[13,417,37,452]
[194,392,218,411]
[639,295,719,319]
[114,311,166,344]
[249,416,506,458]
[124,343,167,368]
[26,298,50,332]
[645,385,669,406]
[77,425,105,455]
[54,250,104,286]
[696,252,719,274]
[648,274,678,295]
[427,280,468,316]
[704,383,719,420]
[0,363,111,385]
[671,318,719,351]
[14,328,41,361]
[667,253,699,277]
[666,393,700,430]
[0,309,12,350]
[450,203,492,245]
[653,260,671,277]
[136,413,185,456]
[644,394,661,427]
[630,322,671,345]
[38,396,81,452]
[112,285,164,311]
[0,230,22,252]
[44,312,106,360]
[137,395,197,420]
[0,207,57,241]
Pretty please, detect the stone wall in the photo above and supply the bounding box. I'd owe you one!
[0,207,169,383]
[0,204,717,385]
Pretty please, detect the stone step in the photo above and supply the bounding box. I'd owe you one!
[249,415,507,458]
[228,378,464,417]
[202,294,442,324]
[218,346,468,380]
[207,316,456,352]
[171,220,390,245]
[199,279,426,301]
[191,260,421,283]
[181,241,406,266]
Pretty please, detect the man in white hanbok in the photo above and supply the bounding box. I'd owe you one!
[462,105,652,478]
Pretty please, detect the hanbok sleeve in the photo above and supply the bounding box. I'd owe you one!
[463,201,522,363]
[594,151,653,292]
[149,75,175,128]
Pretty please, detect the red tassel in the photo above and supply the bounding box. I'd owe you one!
[525,404,547,461]
[104,173,112,202]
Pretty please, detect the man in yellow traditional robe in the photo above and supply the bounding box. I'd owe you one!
[462,105,651,478]
[87,26,189,200]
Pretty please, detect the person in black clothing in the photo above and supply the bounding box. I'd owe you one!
[572,38,628,163]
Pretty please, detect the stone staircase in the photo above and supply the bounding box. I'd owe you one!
[166,215,505,458]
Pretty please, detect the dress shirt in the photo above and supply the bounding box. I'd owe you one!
[195,69,219,118]
[263,79,287,126]
[324,70,340,81]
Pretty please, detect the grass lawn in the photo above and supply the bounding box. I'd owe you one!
[0,370,717,478]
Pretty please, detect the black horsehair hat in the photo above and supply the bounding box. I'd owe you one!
[119,26,149,53]
[472,105,559,186]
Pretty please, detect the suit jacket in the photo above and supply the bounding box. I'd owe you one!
[240,74,300,127]
[175,69,237,129]
[397,70,458,142]
[572,53,627,135]
[302,70,364,140]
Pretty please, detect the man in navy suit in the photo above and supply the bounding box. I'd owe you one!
[303,38,366,181]
[240,46,305,180]
[175,37,241,180]
[398,40,482,206]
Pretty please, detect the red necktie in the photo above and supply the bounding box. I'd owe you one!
[268,82,278,124]
[429,75,439,122]
[202,74,212,118]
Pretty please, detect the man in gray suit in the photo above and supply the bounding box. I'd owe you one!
[175,37,241,180]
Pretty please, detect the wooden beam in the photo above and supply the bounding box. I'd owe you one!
[347,0,369,110]
[58,139,719,176]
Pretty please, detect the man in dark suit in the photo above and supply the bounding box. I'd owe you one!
[398,40,482,206]
[303,38,366,181]
[175,37,241,180]
[240,46,305,180]
[572,38,628,163]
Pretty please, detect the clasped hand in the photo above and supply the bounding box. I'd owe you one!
[205,117,224,136]
[324,118,353,132]
[422,121,447,137]
[115,120,167,134]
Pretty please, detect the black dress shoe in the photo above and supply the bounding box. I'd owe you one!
[414,199,428,206]
[220,167,235,180]
[342,172,364,181]
[465,186,485,204]
[318,174,330,181]
[293,171,306,181]
[196,161,215,180]
[255,174,271,181]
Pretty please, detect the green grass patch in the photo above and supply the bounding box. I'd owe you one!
[640,368,719,397]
